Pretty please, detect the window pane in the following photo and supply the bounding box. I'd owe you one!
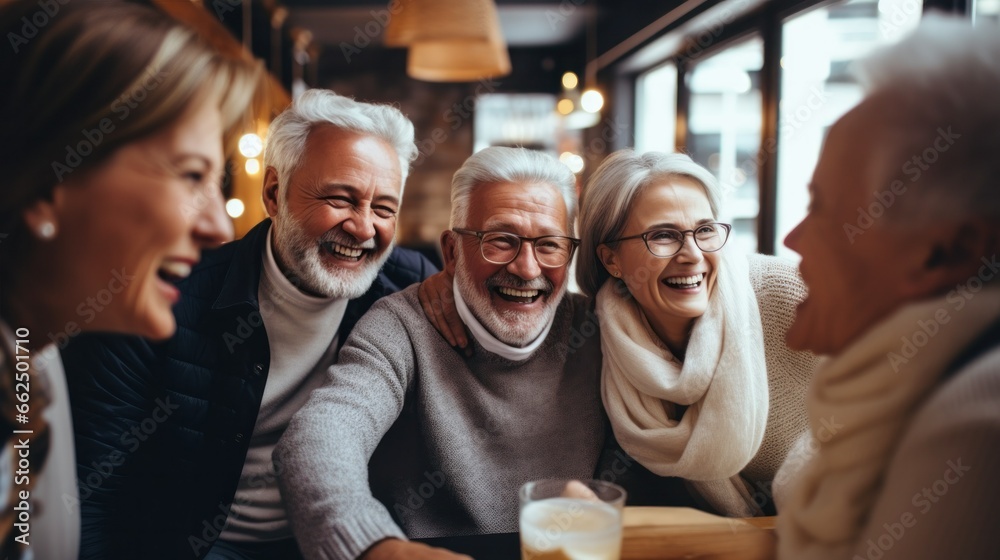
[635,63,677,154]
[974,0,1000,25]
[775,0,922,260]
[473,93,559,153]
[688,37,763,256]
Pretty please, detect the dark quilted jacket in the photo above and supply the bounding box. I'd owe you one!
[63,219,437,559]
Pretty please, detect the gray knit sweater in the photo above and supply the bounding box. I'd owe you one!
[275,286,605,560]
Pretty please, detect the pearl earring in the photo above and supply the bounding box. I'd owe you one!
[37,222,56,240]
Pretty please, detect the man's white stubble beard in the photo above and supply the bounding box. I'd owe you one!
[454,245,566,347]
[272,204,393,299]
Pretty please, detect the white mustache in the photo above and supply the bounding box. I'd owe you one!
[320,229,376,250]
[485,271,553,293]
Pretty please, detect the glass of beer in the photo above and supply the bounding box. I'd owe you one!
[519,479,626,560]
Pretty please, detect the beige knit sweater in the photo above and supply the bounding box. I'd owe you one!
[741,254,819,485]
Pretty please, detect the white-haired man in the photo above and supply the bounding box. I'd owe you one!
[275,147,606,560]
[64,90,437,560]
[776,15,1000,560]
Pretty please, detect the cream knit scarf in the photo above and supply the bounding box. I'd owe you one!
[777,287,1000,560]
[597,252,770,516]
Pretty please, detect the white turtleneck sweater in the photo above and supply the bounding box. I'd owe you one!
[220,227,348,542]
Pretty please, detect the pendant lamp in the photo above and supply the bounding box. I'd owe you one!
[385,0,511,82]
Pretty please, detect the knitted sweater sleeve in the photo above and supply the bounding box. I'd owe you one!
[744,254,820,484]
[275,296,415,560]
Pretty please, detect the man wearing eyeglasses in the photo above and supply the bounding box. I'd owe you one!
[275,147,605,560]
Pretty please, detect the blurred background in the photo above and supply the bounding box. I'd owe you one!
[137,0,999,264]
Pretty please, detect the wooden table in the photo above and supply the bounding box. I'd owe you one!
[416,507,777,559]
[621,507,776,559]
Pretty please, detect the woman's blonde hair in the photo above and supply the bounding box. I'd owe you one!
[0,0,262,230]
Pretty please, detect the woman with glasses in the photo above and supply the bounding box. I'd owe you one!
[575,150,817,516]
[421,149,817,517]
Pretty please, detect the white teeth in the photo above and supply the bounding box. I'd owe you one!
[331,243,364,258]
[498,287,540,298]
[159,261,192,279]
[665,273,705,286]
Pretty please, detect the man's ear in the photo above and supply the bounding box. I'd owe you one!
[441,230,458,275]
[262,167,280,218]
[596,244,620,279]
[915,221,997,295]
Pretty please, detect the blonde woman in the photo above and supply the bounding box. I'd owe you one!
[0,1,260,557]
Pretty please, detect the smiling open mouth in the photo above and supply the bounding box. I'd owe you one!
[322,242,370,262]
[157,261,192,283]
[663,273,705,290]
[494,286,546,303]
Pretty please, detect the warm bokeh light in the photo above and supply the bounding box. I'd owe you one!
[559,151,585,174]
[238,133,264,158]
[557,98,575,115]
[581,89,604,113]
[245,158,261,175]
[226,198,245,218]
[561,72,579,89]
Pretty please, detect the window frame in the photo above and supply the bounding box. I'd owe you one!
[615,0,965,254]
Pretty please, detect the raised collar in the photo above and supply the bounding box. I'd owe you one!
[211,218,272,311]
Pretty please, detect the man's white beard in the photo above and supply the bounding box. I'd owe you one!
[454,245,565,347]
[272,204,392,299]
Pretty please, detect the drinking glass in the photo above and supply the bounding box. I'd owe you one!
[519,479,626,560]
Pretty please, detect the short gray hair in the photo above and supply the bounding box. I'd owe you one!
[853,13,1000,224]
[450,147,577,233]
[577,149,722,297]
[264,89,417,194]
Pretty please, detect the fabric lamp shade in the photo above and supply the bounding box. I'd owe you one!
[384,0,511,82]
[383,0,417,47]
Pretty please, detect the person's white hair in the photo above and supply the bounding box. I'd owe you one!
[577,149,723,298]
[852,13,1000,224]
[263,89,417,194]
[449,146,578,234]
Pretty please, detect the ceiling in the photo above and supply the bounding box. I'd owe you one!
[284,1,593,48]
[217,0,694,92]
